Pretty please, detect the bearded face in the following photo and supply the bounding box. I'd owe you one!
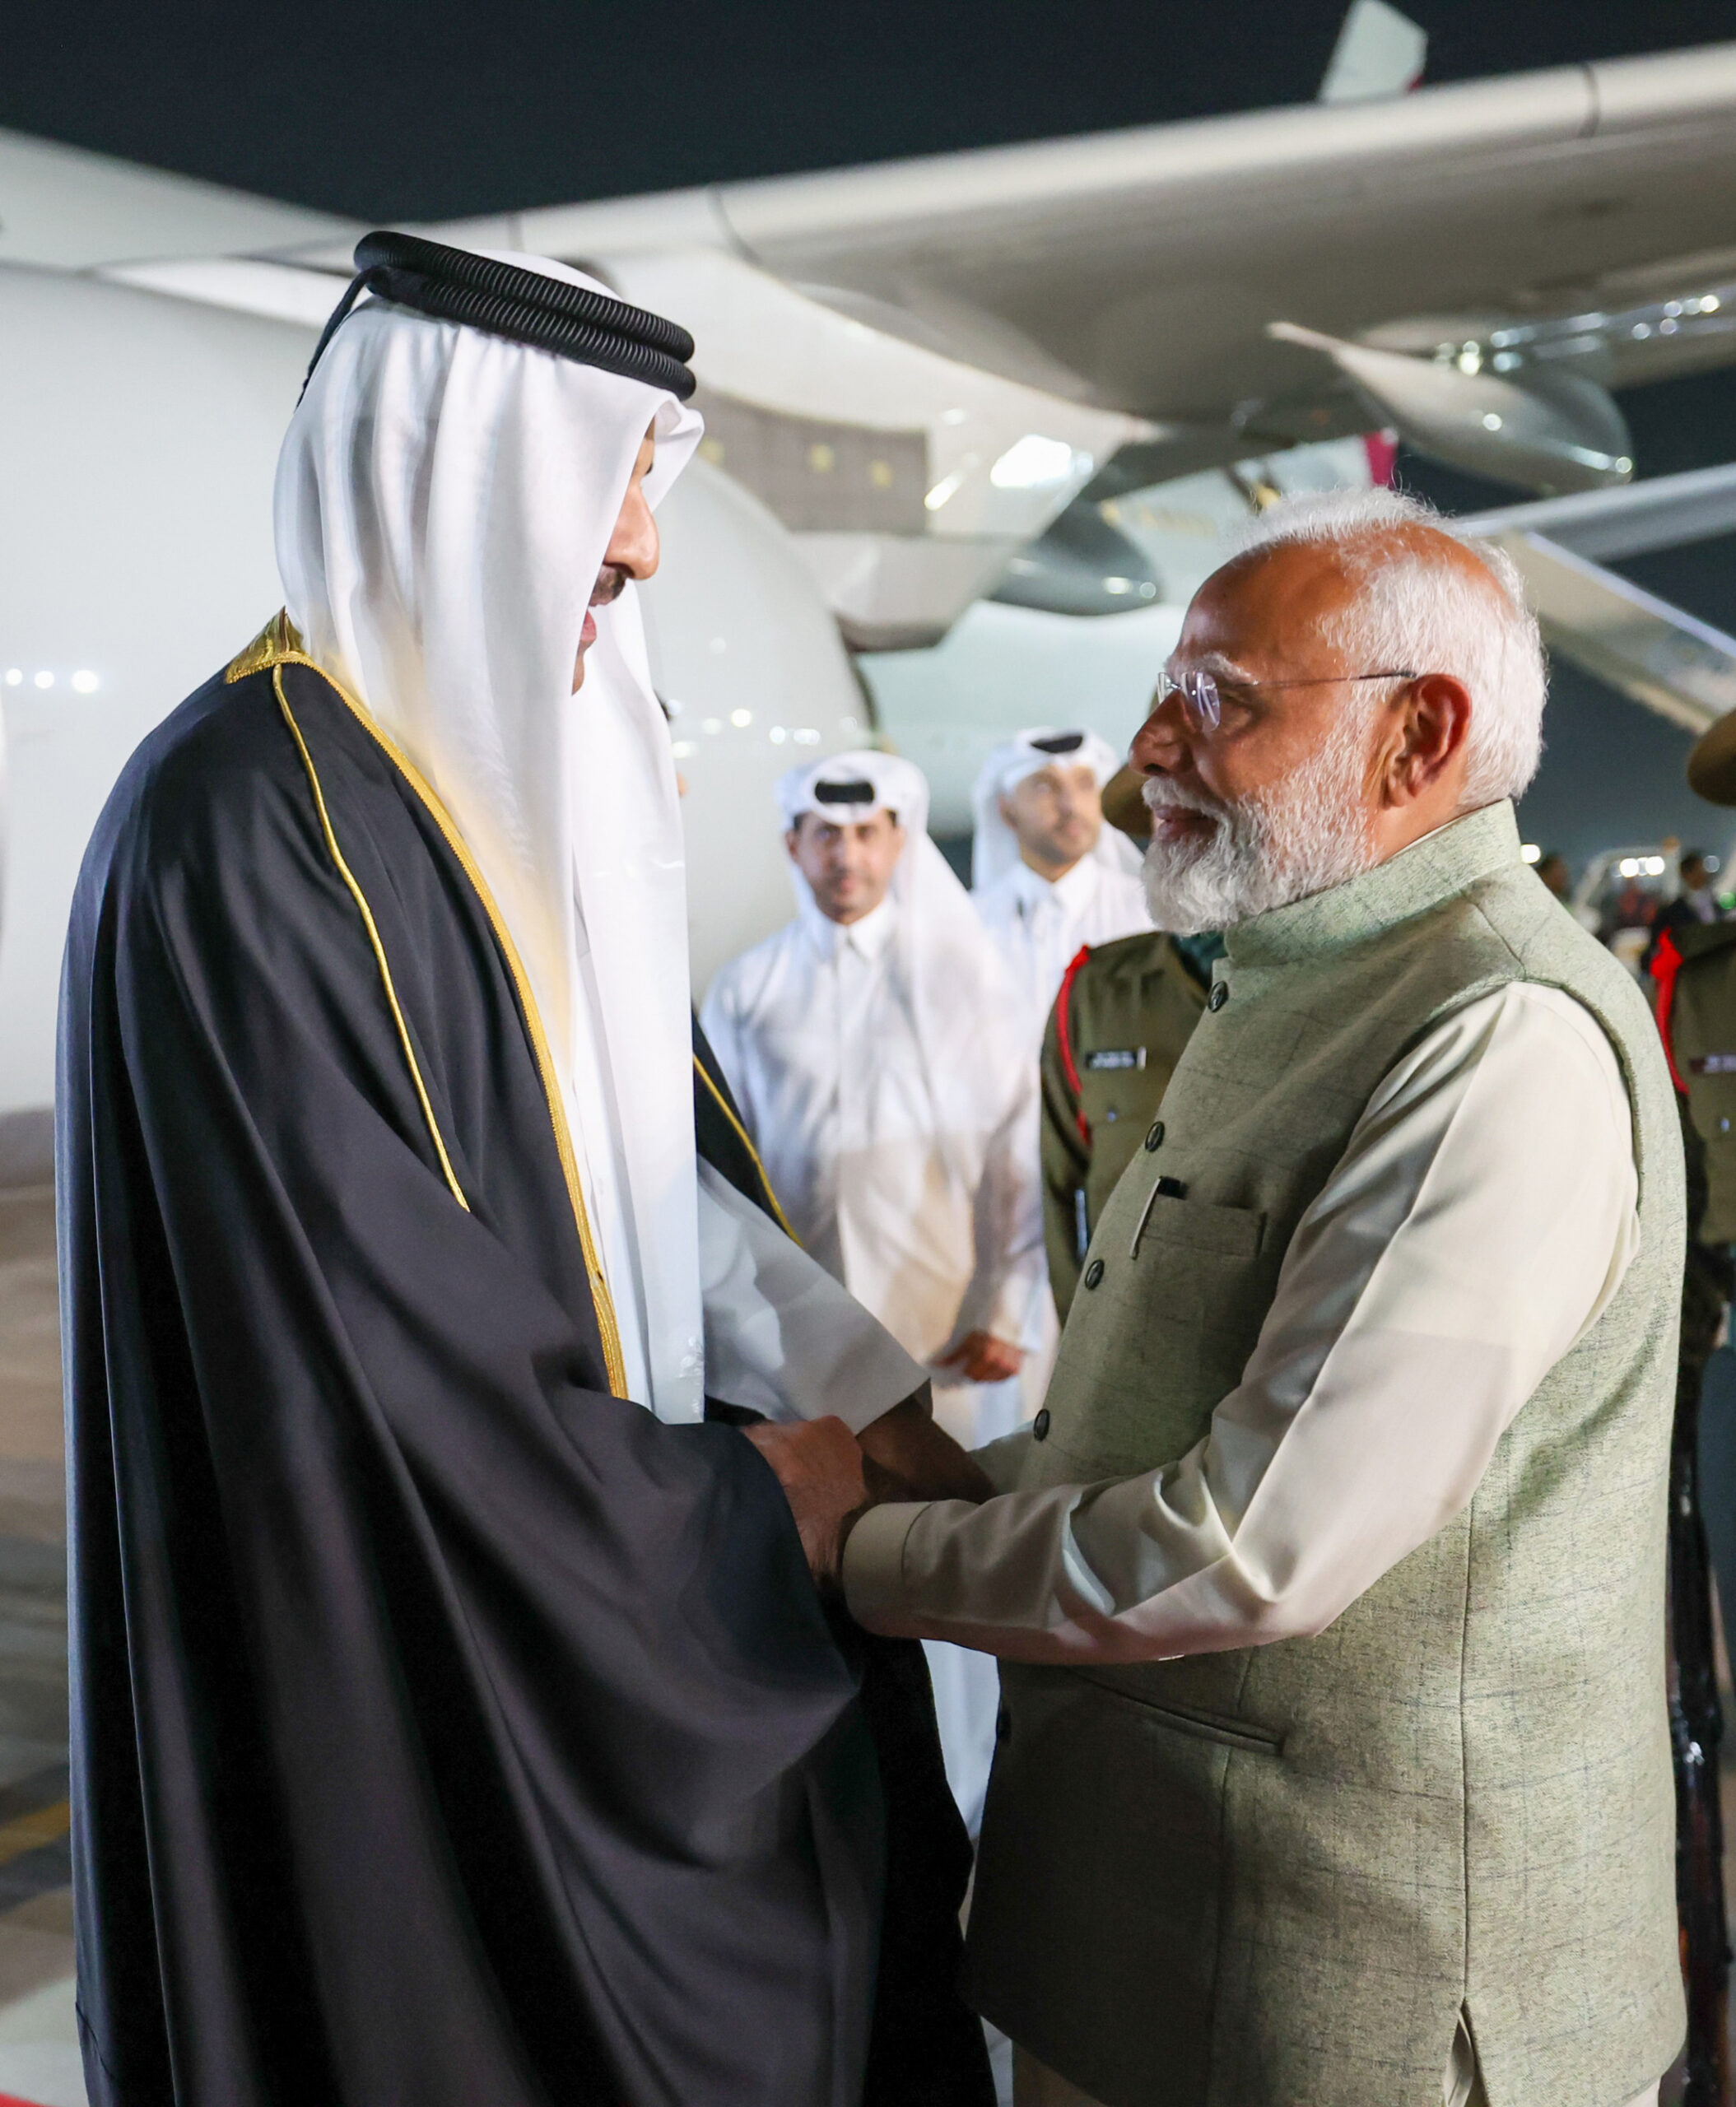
[1140,703,1381,933]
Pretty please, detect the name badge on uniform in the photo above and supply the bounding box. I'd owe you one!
[1086,1048,1147,1071]
[1690,1054,1736,1076]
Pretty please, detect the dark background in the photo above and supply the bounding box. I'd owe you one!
[8,0,1736,219]
[10,0,1736,870]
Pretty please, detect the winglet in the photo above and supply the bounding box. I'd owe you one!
[1319,0,1427,103]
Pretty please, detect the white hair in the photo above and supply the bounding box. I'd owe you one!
[1234,485,1548,808]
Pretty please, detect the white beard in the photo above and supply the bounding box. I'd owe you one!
[1141,715,1378,934]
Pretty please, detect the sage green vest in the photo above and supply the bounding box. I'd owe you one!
[965,804,1685,2107]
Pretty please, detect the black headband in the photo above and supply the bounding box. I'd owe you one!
[1030,731,1086,755]
[812,779,878,806]
[302,230,697,401]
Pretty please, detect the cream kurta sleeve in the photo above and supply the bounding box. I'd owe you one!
[842,982,1641,1661]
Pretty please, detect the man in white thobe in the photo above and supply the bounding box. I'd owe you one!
[972,728,1152,1051]
[703,751,1043,1832]
[752,491,1679,2107]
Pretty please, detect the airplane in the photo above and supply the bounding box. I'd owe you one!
[7,2,1736,1168]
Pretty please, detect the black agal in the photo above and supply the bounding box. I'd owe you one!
[305,229,697,398]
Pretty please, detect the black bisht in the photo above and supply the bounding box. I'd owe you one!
[59,639,989,2106]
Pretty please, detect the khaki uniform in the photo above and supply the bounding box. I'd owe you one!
[1038,932,1209,1319]
[1661,918,1736,1242]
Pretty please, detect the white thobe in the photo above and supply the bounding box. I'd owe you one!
[704,891,1045,1830]
[843,982,1659,2101]
[974,856,1152,1051]
[702,896,1043,1365]
[562,888,927,1430]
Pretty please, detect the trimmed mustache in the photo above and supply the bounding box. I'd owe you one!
[1143,774,1230,823]
[590,563,630,608]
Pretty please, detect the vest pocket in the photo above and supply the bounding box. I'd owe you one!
[1077,1670,1283,1756]
[1129,1186,1265,1261]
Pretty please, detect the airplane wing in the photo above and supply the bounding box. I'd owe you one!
[1485,535,1736,735]
[15,32,1736,643]
[0,127,352,269]
[1459,466,1736,734]
[454,42,1736,457]
[1459,461,1736,562]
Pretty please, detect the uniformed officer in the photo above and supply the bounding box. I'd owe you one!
[1655,728,1736,1241]
[1040,928,1217,1317]
[1037,765,1219,1318]
[1651,711,1736,2096]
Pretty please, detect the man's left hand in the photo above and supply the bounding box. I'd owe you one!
[935,1329,1025,1385]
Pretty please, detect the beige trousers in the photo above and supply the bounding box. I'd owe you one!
[1012,2042,1663,2107]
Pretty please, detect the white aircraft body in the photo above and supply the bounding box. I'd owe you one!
[7,15,1736,1152]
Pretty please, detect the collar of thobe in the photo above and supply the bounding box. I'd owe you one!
[1009,856,1100,920]
[801,892,898,963]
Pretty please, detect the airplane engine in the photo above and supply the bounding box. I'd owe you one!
[0,265,863,1134]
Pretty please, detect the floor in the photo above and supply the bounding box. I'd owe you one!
[0,1185,81,2107]
[4,1172,1736,2107]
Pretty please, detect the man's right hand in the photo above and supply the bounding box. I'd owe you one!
[742,1416,873,1586]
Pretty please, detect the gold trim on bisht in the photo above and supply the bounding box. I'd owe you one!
[227,613,629,1399]
[271,670,470,1214]
[693,1055,800,1244]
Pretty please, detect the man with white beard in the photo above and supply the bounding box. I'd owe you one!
[753,489,1685,2107]
[971,728,1152,1049]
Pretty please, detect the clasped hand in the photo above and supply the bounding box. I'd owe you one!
[744,1391,991,1587]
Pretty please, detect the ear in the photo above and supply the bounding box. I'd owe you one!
[1381,673,1472,807]
[784,827,802,860]
[997,793,1015,826]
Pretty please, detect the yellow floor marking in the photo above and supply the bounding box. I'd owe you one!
[0,1802,68,1869]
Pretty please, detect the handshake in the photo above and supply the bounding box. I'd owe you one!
[744,1381,994,1585]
